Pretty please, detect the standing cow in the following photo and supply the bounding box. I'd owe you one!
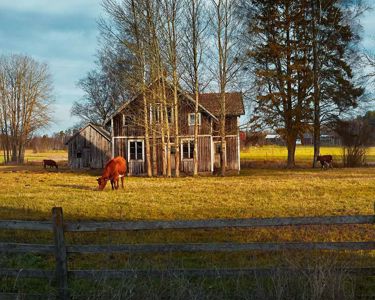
[43,159,58,170]
[97,156,127,190]
[317,155,333,169]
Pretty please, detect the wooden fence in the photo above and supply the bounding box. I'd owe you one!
[0,207,374,300]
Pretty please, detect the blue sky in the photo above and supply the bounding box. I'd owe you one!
[0,1,374,134]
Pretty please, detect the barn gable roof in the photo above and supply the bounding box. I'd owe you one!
[104,80,220,125]
[65,123,111,145]
[105,79,245,125]
[196,92,244,116]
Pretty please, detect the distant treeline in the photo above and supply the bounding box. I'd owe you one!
[25,130,74,153]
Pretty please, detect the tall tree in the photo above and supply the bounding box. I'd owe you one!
[181,0,208,176]
[246,0,313,167]
[72,69,124,126]
[310,0,365,167]
[100,0,154,177]
[211,0,244,175]
[161,0,182,177]
[0,54,53,163]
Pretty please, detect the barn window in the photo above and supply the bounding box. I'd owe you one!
[170,144,176,155]
[181,140,194,160]
[188,113,201,126]
[129,140,144,161]
[150,104,161,123]
[167,107,174,123]
[76,152,82,159]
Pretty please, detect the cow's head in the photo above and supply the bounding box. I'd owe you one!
[97,177,109,190]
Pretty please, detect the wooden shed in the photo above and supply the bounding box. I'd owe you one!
[65,123,111,169]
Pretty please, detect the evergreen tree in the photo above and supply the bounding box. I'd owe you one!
[310,0,364,167]
[246,0,313,167]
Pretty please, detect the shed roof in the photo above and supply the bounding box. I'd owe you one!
[65,123,111,145]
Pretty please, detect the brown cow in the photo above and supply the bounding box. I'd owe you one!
[97,156,127,190]
[317,155,333,169]
[43,159,58,170]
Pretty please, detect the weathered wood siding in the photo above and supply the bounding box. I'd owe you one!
[181,136,212,174]
[67,126,111,169]
[114,138,145,176]
[226,136,239,171]
[179,98,212,135]
[212,135,239,171]
[212,116,238,136]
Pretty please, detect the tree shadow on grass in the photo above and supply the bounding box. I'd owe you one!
[52,184,97,191]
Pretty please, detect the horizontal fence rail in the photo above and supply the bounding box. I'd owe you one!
[0,215,373,232]
[1,241,374,255]
[0,243,54,254]
[0,220,52,231]
[0,207,374,300]
[65,215,374,232]
[65,241,375,254]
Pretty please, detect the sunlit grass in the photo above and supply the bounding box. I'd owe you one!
[0,165,374,221]
[0,163,373,296]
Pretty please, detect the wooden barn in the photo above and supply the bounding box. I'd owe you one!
[65,123,111,169]
[106,82,245,176]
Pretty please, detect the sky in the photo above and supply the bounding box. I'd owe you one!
[0,1,374,135]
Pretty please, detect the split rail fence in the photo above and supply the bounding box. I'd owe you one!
[0,207,374,299]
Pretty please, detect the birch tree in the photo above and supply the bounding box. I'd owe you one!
[211,0,244,175]
[101,0,153,176]
[161,0,182,177]
[0,54,53,163]
[181,0,208,176]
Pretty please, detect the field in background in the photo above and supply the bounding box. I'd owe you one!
[1,146,375,166]
[241,145,375,165]
[0,149,67,164]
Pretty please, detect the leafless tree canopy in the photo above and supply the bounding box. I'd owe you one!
[334,117,373,166]
[0,54,53,163]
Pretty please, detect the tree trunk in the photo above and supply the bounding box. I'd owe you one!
[161,76,171,177]
[193,90,199,176]
[311,0,321,168]
[143,95,152,177]
[173,71,180,177]
[220,93,226,176]
[287,137,296,168]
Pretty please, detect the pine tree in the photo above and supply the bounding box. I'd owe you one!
[247,0,313,167]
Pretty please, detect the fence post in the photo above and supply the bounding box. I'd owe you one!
[52,207,69,300]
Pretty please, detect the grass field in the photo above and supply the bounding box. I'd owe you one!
[0,149,67,164]
[241,145,375,164]
[0,150,374,298]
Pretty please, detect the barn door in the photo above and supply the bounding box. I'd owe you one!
[83,148,90,168]
[214,142,221,170]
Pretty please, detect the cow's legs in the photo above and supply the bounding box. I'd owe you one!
[121,176,124,189]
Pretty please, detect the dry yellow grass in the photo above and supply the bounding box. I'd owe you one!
[0,165,374,221]
[0,163,373,297]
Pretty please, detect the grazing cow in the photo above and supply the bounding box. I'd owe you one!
[43,159,58,170]
[97,156,127,190]
[317,155,333,169]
